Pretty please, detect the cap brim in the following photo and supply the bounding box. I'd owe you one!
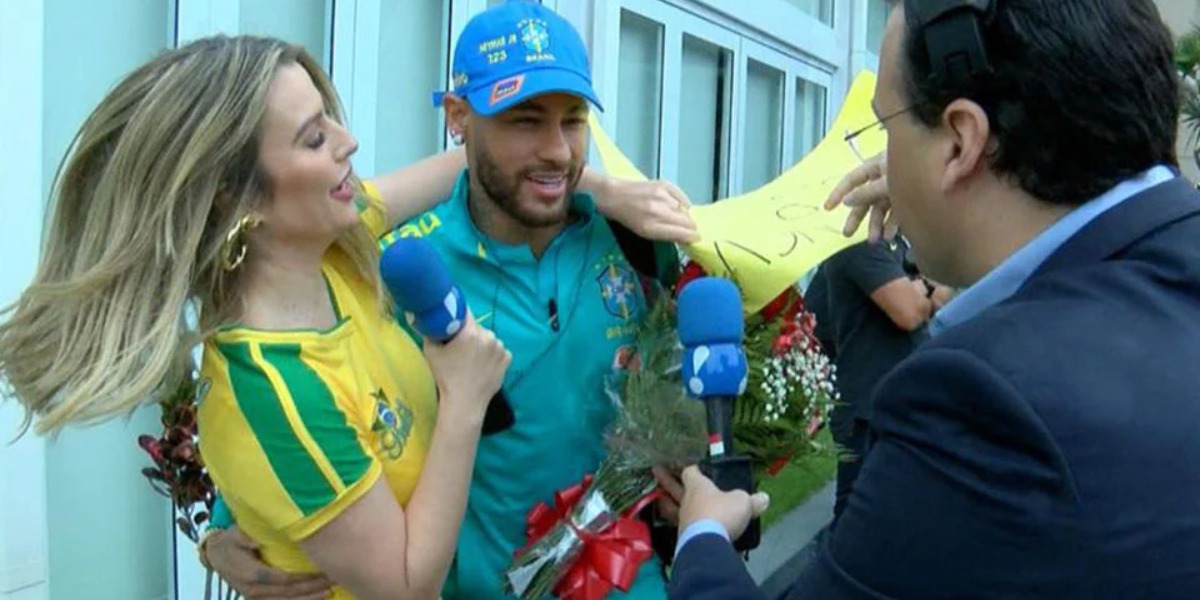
[466,67,604,117]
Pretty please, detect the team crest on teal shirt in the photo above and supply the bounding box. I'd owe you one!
[371,389,413,460]
[596,262,638,320]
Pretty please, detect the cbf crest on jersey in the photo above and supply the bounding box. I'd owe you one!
[371,388,413,460]
[596,262,638,320]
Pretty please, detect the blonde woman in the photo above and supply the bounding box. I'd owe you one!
[0,35,693,600]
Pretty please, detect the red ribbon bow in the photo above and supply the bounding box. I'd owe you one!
[520,475,658,600]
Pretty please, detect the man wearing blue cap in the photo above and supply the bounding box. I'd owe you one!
[389,2,683,597]
[198,2,691,597]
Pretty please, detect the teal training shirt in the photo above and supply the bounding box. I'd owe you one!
[381,172,668,600]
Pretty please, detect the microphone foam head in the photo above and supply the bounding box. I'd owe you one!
[677,277,744,345]
[379,237,454,313]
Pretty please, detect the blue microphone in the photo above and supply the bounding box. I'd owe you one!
[380,237,515,434]
[380,236,467,341]
[678,277,760,552]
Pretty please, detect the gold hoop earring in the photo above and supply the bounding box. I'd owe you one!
[220,215,261,272]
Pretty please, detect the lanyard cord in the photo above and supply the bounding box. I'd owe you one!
[476,224,597,392]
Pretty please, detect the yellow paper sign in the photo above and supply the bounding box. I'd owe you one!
[590,71,887,314]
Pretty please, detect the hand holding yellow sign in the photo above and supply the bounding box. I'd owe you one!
[590,71,886,314]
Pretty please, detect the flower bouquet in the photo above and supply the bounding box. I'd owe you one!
[137,372,215,542]
[137,371,240,599]
[502,297,708,600]
[502,265,839,600]
[673,263,841,476]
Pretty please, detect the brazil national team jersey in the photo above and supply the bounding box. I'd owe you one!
[199,183,438,600]
[381,172,668,599]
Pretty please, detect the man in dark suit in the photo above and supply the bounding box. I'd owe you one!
[668,1,1200,598]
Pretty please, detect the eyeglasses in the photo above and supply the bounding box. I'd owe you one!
[843,104,917,162]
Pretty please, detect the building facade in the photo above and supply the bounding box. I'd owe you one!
[8,1,1200,598]
[1155,0,1200,181]
[0,1,887,599]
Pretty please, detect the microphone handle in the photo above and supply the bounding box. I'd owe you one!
[701,395,761,552]
[481,390,515,435]
[704,395,736,457]
[411,289,514,435]
[700,454,761,552]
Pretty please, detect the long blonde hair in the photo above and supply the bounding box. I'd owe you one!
[0,35,383,435]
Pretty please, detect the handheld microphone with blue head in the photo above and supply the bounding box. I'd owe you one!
[380,236,515,435]
[678,276,760,552]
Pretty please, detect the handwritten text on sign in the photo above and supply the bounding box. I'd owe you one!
[590,71,886,314]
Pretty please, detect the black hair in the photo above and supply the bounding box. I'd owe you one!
[899,0,1179,206]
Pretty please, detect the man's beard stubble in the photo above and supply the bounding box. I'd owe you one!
[471,140,582,229]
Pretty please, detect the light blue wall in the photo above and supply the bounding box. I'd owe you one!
[239,0,330,67]
[0,1,50,597]
[42,0,170,202]
[372,0,446,175]
[41,1,172,599]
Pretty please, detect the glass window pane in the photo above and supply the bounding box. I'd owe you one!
[374,0,447,173]
[867,0,889,55]
[617,10,663,178]
[794,78,828,163]
[784,0,833,26]
[678,34,732,205]
[743,59,784,192]
[239,0,330,68]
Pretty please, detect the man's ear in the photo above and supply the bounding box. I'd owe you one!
[940,98,990,193]
[443,94,471,144]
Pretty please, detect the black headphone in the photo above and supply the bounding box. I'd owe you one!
[908,0,995,92]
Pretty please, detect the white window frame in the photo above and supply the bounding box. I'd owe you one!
[734,38,830,180]
[791,73,832,164]
[331,0,380,173]
[177,0,467,178]
[736,38,833,191]
[596,0,835,198]
[176,0,337,62]
[849,0,882,75]
[606,0,742,184]
[469,0,560,11]
[681,0,839,67]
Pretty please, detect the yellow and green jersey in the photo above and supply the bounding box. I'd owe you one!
[198,184,437,598]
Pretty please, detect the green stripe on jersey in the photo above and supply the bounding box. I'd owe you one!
[258,343,372,491]
[220,341,336,516]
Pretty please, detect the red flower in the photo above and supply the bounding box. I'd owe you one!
[761,288,805,323]
[169,404,197,431]
[627,353,643,374]
[784,294,806,323]
[760,292,789,322]
[171,439,197,463]
[806,415,824,437]
[780,320,799,337]
[674,262,708,297]
[766,454,793,476]
[772,333,795,355]
[796,310,817,336]
[138,435,164,465]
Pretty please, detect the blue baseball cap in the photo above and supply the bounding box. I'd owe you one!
[433,0,603,116]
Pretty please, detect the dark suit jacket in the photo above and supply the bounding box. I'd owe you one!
[669,177,1200,599]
